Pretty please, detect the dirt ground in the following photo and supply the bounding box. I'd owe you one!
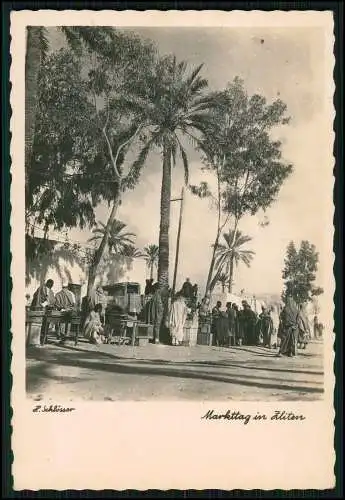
[26,338,324,402]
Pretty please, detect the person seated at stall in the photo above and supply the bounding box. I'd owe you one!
[31,279,55,309]
[88,285,106,323]
[83,304,105,344]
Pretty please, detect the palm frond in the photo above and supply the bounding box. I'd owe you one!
[88,235,101,243]
[209,266,225,292]
[125,133,158,189]
[186,63,204,87]
[190,77,209,94]
[214,252,228,271]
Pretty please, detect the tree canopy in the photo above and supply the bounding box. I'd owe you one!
[282,240,324,304]
[199,77,293,221]
[26,28,157,235]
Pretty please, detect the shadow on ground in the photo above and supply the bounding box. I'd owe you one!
[26,342,324,397]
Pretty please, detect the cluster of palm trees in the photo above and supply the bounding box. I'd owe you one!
[88,219,159,281]
[25,26,257,300]
[89,217,255,295]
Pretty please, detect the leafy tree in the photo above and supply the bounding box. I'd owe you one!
[25,27,49,194]
[214,230,255,293]
[142,244,159,280]
[27,30,157,295]
[120,55,216,288]
[193,77,293,295]
[24,26,124,198]
[282,240,323,304]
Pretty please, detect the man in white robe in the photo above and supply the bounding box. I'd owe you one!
[169,294,189,346]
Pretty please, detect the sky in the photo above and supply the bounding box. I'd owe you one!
[46,26,332,298]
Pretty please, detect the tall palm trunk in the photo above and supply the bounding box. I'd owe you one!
[149,262,154,280]
[205,164,223,296]
[157,142,172,287]
[228,252,234,293]
[205,232,220,295]
[87,194,121,296]
[227,222,239,293]
[25,27,43,196]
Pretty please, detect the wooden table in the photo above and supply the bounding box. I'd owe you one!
[42,310,81,345]
[105,313,153,346]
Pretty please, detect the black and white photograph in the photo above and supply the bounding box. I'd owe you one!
[10,9,335,490]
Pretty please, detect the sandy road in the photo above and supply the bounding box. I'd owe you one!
[26,339,324,402]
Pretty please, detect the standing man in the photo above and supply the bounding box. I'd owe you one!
[54,281,77,342]
[211,301,222,346]
[169,293,189,346]
[226,302,236,346]
[31,279,55,345]
[241,301,257,345]
[148,283,164,344]
[181,278,194,299]
[258,306,274,348]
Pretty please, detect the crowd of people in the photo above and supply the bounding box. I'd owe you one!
[203,295,312,358]
[208,299,278,349]
[28,277,318,356]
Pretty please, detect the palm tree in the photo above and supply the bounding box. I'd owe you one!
[117,244,143,272]
[214,230,255,293]
[88,220,136,255]
[209,271,229,294]
[142,244,159,280]
[120,245,143,259]
[123,55,215,288]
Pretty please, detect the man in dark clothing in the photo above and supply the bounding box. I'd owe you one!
[145,279,154,296]
[258,306,274,348]
[181,278,194,299]
[31,279,55,309]
[226,302,236,346]
[241,301,257,345]
[231,303,241,345]
[211,301,222,346]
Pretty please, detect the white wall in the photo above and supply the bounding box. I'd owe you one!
[26,252,150,301]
